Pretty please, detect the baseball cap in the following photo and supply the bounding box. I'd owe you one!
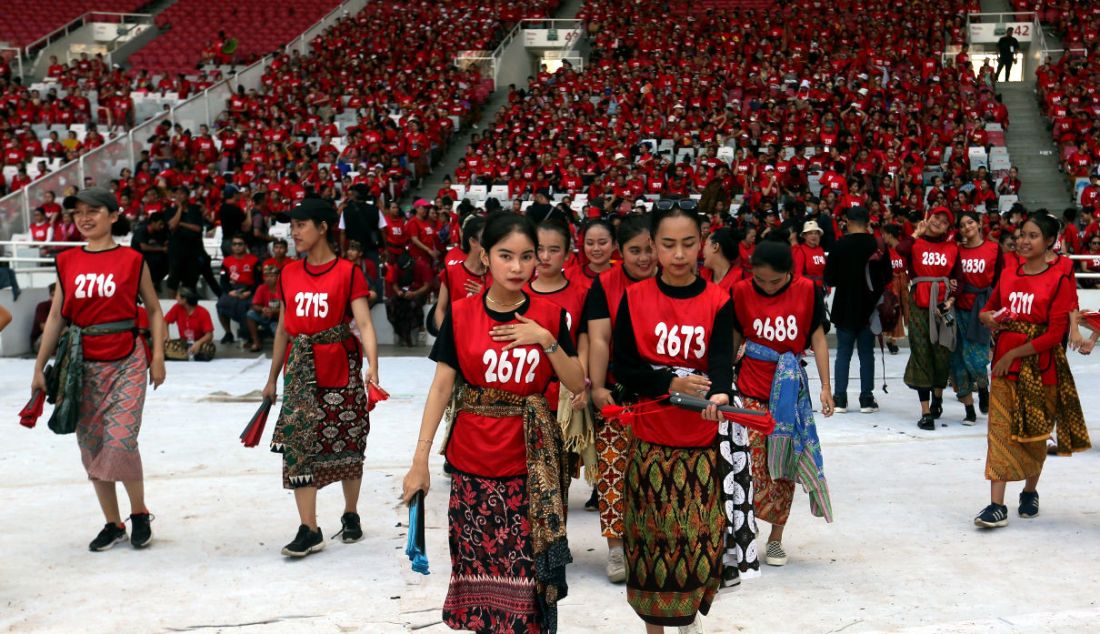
[413,198,429,207]
[284,198,337,225]
[74,187,119,212]
[929,205,954,225]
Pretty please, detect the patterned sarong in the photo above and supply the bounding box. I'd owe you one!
[624,439,723,627]
[77,340,147,482]
[271,324,369,488]
[717,415,760,584]
[595,411,632,539]
[443,471,541,633]
[743,341,833,522]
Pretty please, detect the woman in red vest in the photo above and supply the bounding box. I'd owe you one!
[950,212,1002,423]
[402,213,584,633]
[583,215,655,583]
[897,206,960,430]
[613,204,732,632]
[974,213,1089,528]
[32,187,166,552]
[732,239,834,569]
[791,220,827,291]
[882,224,911,354]
[260,199,380,557]
[701,227,746,291]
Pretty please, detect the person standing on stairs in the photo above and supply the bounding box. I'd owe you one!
[996,28,1020,83]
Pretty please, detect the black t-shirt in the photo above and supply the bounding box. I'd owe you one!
[170,203,205,244]
[219,203,247,242]
[343,201,381,250]
[997,35,1019,61]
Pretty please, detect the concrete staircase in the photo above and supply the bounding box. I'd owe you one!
[999,81,1076,213]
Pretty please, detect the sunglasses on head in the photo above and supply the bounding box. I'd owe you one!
[654,198,699,213]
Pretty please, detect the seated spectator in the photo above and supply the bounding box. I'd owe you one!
[245,265,282,352]
[30,283,56,352]
[164,287,216,361]
[1081,235,1100,289]
[384,253,432,346]
[216,236,259,343]
[263,238,291,272]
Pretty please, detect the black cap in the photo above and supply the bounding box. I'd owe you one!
[74,187,119,212]
[846,205,870,225]
[283,198,337,225]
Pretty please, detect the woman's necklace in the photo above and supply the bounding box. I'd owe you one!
[487,293,525,309]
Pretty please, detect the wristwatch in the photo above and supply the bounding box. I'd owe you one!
[543,341,559,354]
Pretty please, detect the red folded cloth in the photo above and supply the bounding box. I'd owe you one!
[19,390,45,429]
[601,396,776,436]
[240,398,273,448]
[368,382,389,412]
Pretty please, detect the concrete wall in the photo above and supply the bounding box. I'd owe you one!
[0,287,49,357]
[495,32,533,93]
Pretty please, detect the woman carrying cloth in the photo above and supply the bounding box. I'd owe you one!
[950,212,1002,423]
[403,213,584,633]
[261,198,380,557]
[897,206,960,430]
[32,187,166,551]
[612,203,733,634]
[974,213,1089,528]
[731,240,834,568]
[583,214,656,583]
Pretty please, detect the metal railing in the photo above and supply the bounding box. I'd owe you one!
[25,12,154,70]
[452,18,585,87]
[1068,254,1100,279]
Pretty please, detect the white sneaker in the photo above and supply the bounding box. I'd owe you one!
[606,546,626,583]
[678,617,705,634]
[765,540,788,566]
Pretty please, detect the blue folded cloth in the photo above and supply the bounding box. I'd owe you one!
[406,490,430,575]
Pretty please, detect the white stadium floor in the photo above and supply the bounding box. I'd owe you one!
[2,352,1099,633]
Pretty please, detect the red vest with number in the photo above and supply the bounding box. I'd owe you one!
[280,258,359,389]
[448,293,563,477]
[956,241,1000,310]
[794,244,827,287]
[989,262,1075,383]
[529,277,590,409]
[626,277,730,447]
[732,276,816,403]
[909,238,958,308]
[598,264,640,330]
[58,246,143,361]
[442,261,488,301]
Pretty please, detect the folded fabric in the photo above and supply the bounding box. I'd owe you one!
[19,390,45,429]
[406,490,430,575]
[240,398,273,448]
[367,382,389,412]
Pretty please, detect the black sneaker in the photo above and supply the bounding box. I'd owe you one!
[930,396,944,419]
[281,524,325,557]
[858,395,879,413]
[917,414,936,430]
[220,332,235,344]
[978,388,990,415]
[584,486,599,511]
[833,394,848,413]
[974,503,1009,528]
[89,522,127,552]
[962,405,977,426]
[129,512,154,549]
[1018,491,1040,518]
[334,512,364,543]
[886,341,899,355]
